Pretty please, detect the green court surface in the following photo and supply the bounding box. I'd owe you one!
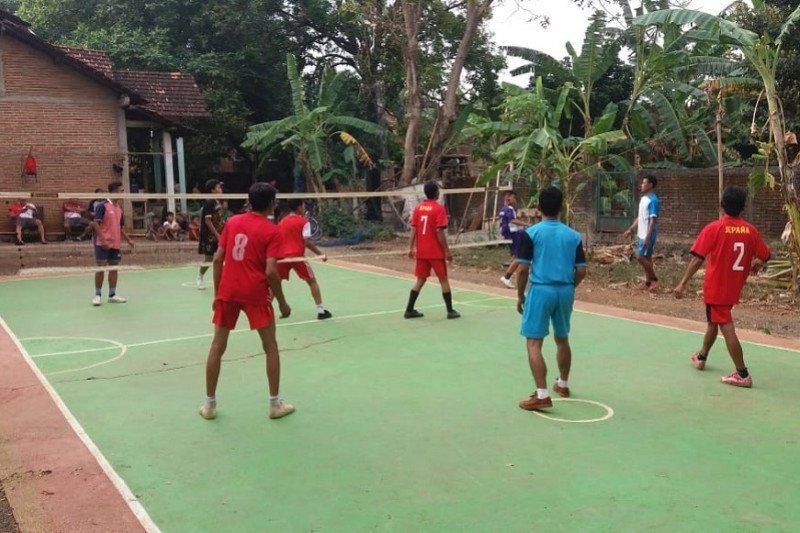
[1,263,799,531]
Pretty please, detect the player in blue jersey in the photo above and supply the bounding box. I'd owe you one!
[515,186,587,411]
[623,174,660,290]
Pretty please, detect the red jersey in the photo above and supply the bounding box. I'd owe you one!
[411,199,448,259]
[691,215,771,305]
[217,212,283,305]
[278,213,311,257]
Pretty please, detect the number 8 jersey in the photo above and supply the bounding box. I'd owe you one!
[217,212,283,304]
[690,215,771,305]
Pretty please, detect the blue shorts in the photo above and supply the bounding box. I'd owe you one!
[521,284,575,339]
[637,236,656,257]
[94,245,122,262]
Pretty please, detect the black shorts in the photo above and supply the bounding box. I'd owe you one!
[199,239,218,256]
[17,217,37,229]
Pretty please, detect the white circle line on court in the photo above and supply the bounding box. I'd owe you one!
[21,337,127,375]
[530,398,615,424]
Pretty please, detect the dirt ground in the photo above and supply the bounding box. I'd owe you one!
[0,483,19,533]
[336,237,800,339]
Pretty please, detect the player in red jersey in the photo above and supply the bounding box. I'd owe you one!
[675,186,771,388]
[277,199,332,320]
[199,182,295,420]
[404,181,460,320]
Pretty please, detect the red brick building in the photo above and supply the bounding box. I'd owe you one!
[0,9,208,236]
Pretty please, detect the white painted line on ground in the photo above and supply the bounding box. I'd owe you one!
[530,398,615,424]
[0,318,161,533]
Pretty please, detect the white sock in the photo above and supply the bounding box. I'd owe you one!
[536,388,550,399]
[269,395,281,406]
[205,396,216,406]
[316,304,325,313]
[558,378,569,388]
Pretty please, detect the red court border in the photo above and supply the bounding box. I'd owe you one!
[0,260,796,531]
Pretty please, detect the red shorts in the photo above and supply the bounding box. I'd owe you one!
[415,259,447,280]
[213,299,275,330]
[277,260,314,281]
[705,304,733,325]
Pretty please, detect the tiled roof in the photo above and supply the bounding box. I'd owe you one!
[113,70,210,119]
[0,8,30,28]
[56,46,114,78]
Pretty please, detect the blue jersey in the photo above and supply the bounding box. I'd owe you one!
[499,205,518,238]
[517,220,586,285]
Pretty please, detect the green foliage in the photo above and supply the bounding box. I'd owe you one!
[243,53,382,191]
[318,203,357,238]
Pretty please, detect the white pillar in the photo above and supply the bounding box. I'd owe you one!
[176,137,187,213]
[163,130,176,213]
[117,107,132,231]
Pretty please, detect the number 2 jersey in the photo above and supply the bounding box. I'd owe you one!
[217,212,283,305]
[690,215,771,305]
[411,199,448,259]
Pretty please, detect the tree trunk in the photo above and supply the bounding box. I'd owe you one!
[400,0,423,186]
[764,79,800,259]
[418,0,493,183]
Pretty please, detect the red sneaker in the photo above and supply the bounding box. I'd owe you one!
[519,394,553,411]
[690,352,706,370]
[720,372,752,388]
[553,382,570,398]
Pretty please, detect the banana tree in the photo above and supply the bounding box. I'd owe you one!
[242,54,383,192]
[635,5,800,273]
[476,78,625,224]
[503,10,621,138]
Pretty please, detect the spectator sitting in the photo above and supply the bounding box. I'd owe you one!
[219,200,233,222]
[15,202,48,245]
[145,212,164,241]
[188,215,201,241]
[162,211,182,241]
[63,200,91,240]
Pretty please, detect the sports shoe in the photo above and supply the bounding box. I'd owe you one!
[447,310,461,319]
[92,295,102,306]
[690,352,706,370]
[404,310,424,319]
[108,295,127,303]
[519,394,553,411]
[648,281,660,292]
[317,310,333,320]
[269,400,295,419]
[196,277,205,290]
[500,276,515,289]
[721,372,752,388]
[553,382,570,398]
[199,404,217,420]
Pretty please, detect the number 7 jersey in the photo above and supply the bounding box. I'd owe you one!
[217,212,283,305]
[411,199,449,259]
[690,215,771,305]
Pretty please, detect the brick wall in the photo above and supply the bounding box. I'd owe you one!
[0,35,121,234]
[573,167,787,240]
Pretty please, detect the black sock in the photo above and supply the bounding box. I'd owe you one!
[697,352,707,361]
[442,291,453,312]
[406,290,420,313]
[737,367,749,378]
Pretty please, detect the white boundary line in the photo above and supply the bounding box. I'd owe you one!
[0,317,161,533]
[25,296,508,359]
[531,398,615,424]
[24,337,127,376]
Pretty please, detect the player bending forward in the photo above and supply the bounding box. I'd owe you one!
[674,186,771,388]
[199,182,295,420]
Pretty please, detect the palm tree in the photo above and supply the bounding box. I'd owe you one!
[242,54,383,192]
